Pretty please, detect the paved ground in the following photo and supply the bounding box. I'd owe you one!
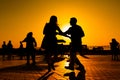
[0,54,120,80]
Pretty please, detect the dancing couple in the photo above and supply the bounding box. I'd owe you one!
[41,15,85,72]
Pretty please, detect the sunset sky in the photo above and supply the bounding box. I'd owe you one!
[0,0,120,48]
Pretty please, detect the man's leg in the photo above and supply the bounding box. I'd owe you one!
[75,57,85,72]
[26,53,30,65]
[65,51,75,70]
[32,52,36,65]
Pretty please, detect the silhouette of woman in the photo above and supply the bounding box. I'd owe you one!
[41,15,63,71]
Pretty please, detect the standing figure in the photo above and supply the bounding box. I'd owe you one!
[41,15,63,71]
[110,38,119,61]
[7,40,13,60]
[64,17,85,72]
[18,41,24,60]
[2,41,7,61]
[22,32,37,65]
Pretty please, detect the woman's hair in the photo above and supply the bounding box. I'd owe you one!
[50,15,57,24]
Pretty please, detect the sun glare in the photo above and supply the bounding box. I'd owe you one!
[56,24,71,45]
[61,24,71,32]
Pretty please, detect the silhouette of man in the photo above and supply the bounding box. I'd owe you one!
[22,32,37,65]
[18,41,24,60]
[2,41,7,60]
[110,38,119,61]
[64,17,85,72]
[41,15,63,71]
[7,40,13,60]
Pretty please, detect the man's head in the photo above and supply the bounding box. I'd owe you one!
[27,32,33,38]
[70,17,77,26]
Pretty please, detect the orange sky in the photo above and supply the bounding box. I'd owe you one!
[0,0,120,48]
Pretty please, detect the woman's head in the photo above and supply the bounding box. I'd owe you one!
[50,15,57,24]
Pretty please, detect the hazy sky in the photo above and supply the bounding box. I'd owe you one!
[0,0,120,48]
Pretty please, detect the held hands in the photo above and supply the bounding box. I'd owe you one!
[57,32,71,38]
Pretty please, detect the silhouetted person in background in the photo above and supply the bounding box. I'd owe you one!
[2,41,7,61]
[18,41,24,60]
[64,17,85,72]
[110,38,119,61]
[7,40,13,60]
[22,32,37,65]
[41,15,64,71]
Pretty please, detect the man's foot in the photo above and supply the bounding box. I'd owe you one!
[65,66,74,70]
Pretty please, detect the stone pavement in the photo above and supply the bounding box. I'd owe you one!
[0,54,120,80]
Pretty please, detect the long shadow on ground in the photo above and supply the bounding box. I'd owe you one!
[0,57,65,73]
[0,64,48,73]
